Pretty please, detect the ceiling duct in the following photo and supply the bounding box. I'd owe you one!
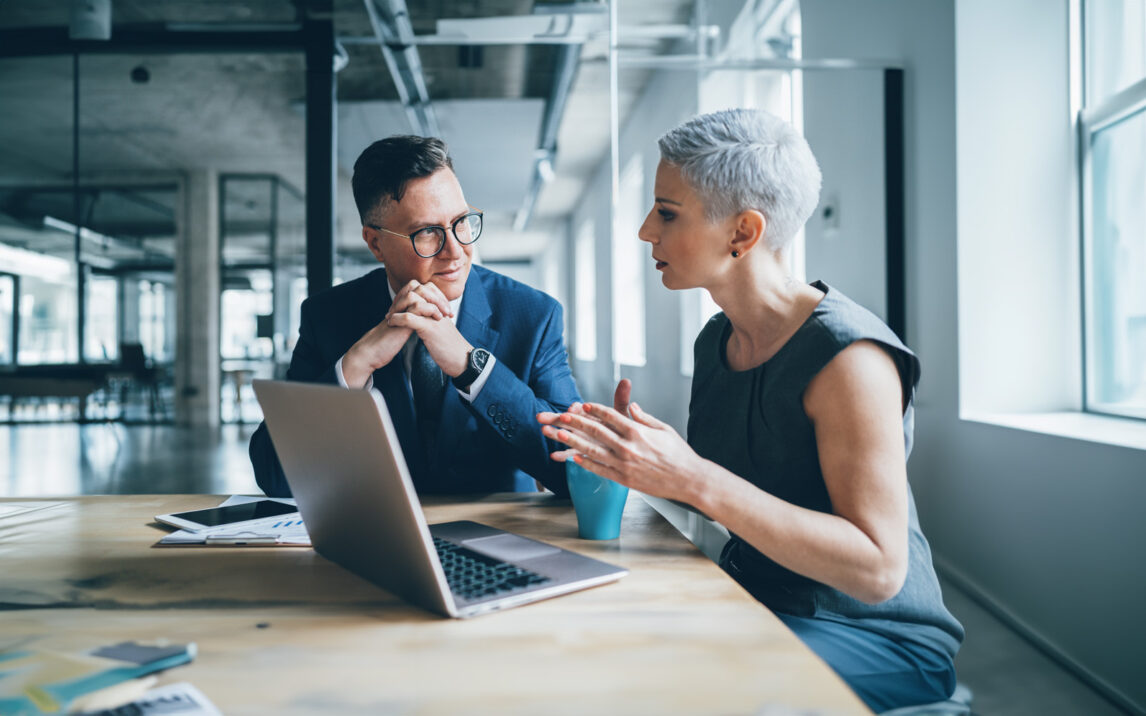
[432,10,607,46]
[363,0,440,137]
[514,41,581,232]
[69,0,112,41]
[512,3,606,231]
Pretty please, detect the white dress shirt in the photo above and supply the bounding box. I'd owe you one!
[334,282,495,401]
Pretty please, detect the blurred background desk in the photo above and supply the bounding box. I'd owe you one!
[219,359,275,424]
[0,493,870,715]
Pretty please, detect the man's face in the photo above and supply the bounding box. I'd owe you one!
[363,168,474,301]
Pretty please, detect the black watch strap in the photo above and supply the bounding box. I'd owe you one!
[453,347,490,392]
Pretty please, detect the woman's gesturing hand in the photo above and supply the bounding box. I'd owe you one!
[536,389,708,505]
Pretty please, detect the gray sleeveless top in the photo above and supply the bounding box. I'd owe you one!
[689,281,963,657]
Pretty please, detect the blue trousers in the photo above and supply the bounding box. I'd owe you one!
[776,613,956,712]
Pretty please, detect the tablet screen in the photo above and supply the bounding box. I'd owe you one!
[168,500,297,528]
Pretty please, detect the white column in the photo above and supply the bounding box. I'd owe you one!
[175,169,220,427]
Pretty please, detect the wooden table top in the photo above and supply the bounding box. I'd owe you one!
[0,494,869,715]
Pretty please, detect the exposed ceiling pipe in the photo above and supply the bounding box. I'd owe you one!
[69,0,112,41]
[362,0,440,137]
[514,42,580,232]
[42,215,163,269]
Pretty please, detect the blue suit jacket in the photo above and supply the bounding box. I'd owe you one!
[249,265,581,497]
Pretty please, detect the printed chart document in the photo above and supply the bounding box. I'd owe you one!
[154,495,310,547]
[80,682,223,716]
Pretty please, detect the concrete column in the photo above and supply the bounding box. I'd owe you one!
[175,169,220,427]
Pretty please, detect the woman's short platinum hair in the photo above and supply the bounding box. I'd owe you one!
[657,108,822,251]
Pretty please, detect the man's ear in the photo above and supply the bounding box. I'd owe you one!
[729,209,766,257]
[362,226,386,263]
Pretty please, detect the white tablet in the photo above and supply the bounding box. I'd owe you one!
[156,499,299,533]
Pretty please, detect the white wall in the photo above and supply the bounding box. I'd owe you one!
[802,69,888,321]
[803,1,1146,710]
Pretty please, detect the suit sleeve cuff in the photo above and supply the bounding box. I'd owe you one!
[336,355,374,391]
[456,354,496,403]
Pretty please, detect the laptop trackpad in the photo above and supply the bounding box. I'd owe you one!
[464,534,561,562]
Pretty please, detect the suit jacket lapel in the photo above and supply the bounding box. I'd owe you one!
[433,268,500,474]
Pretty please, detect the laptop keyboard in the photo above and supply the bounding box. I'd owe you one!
[432,537,552,601]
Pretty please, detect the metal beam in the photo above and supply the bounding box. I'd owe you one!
[304,6,336,296]
[616,55,903,71]
[883,69,906,342]
[0,25,307,57]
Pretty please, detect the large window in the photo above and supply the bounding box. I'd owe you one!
[84,274,118,362]
[0,274,14,364]
[138,280,169,363]
[574,220,598,362]
[220,175,302,423]
[612,157,646,367]
[17,263,78,365]
[1081,0,1146,419]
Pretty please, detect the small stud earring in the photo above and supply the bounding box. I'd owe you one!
[731,250,740,258]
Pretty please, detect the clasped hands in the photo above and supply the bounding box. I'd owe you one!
[342,280,472,388]
[536,379,707,504]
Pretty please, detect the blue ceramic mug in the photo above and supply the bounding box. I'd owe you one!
[566,458,629,540]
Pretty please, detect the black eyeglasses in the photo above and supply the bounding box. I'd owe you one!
[368,208,484,258]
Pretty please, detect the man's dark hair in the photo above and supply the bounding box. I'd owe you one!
[351,135,454,224]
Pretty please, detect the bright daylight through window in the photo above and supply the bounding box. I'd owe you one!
[612,157,646,367]
[575,220,597,362]
[1081,0,1146,419]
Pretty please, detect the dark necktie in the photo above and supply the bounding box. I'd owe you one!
[411,338,447,456]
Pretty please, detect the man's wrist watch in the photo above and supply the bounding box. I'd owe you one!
[453,347,490,393]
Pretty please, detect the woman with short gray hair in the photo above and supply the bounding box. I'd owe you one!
[539,108,963,711]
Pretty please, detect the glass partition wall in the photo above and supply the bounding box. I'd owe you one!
[597,0,809,425]
[219,175,305,424]
[0,46,306,424]
[0,274,14,364]
[0,56,76,383]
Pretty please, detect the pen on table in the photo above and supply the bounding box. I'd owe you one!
[204,535,278,545]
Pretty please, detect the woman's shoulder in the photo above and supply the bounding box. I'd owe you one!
[696,311,729,344]
[808,282,911,353]
[804,281,920,390]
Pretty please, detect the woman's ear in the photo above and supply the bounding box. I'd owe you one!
[730,209,766,257]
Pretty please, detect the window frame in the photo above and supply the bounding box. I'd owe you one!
[1078,1,1146,421]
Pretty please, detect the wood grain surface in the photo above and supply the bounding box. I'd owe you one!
[0,494,869,715]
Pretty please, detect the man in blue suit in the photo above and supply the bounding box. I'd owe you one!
[250,135,581,497]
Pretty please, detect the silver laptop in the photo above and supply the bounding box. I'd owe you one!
[251,379,627,618]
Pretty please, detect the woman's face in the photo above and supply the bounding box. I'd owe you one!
[638,160,731,291]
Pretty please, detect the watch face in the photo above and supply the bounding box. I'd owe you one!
[472,348,489,370]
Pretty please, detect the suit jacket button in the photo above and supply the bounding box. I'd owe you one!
[487,405,497,417]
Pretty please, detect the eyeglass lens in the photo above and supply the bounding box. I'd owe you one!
[412,213,482,257]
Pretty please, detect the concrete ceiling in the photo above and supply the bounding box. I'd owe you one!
[0,0,697,266]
